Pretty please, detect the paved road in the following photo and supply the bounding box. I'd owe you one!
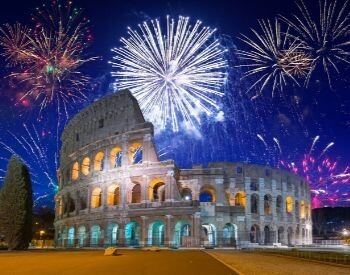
[208,250,350,275]
[0,249,235,275]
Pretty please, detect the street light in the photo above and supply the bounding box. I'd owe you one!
[342,229,349,237]
[39,230,45,248]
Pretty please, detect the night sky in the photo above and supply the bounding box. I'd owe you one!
[0,0,349,209]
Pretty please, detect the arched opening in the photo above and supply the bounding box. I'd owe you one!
[250,224,260,243]
[107,223,118,246]
[173,221,191,247]
[202,224,216,246]
[129,142,143,164]
[286,196,293,213]
[110,147,122,168]
[91,187,102,208]
[276,195,283,216]
[77,226,86,247]
[71,162,79,181]
[149,179,166,202]
[148,220,165,246]
[107,185,120,206]
[264,226,271,245]
[125,221,140,246]
[181,188,193,201]
[68,227,75,247]
[67,194,75,213]
[94,152,105,172]
[264,194,272,215]
[222,223,237,247]
[235,192,246,207]
[131,183,141,203]
[81,157,90,176]
[278,226,284,244]
[287,227,293,246]
[250,179,258,191]
[199,185,216,203]
[251,194,259,214]
[90,225,101,247]
[300,200,306,218]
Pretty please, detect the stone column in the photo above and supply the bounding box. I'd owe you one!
[141,175,149,203]
[118,224,125,247]
[121,134,129,166]
[192,212,201,247]
[165,215,173,246]
[140,216,148,247]
[244,177,251,232]
[165,170,175,202]
[215,178,224,206]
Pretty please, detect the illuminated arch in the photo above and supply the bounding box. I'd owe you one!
[110,146,122,168]
[81,157,90,176]
[107,184,120,206]
[286,196,293,213]
[181,187,193,201]
[91,187,102,208]
[94,152,104,172]
[235,192,246,207]
[148,220,165,246]
[71,162,79,181]
[199,185,216,202]
[131,183,141,203]
[129,142,143,164]
[68,227,75,247]
[77,226,86,247]
[173,220,191,247]
[264,194,272,215]
[149,178,165,202]
[90,225,101,246]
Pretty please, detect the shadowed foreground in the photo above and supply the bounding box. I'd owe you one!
[0,249,235,275]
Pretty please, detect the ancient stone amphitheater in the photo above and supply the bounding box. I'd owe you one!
[54,90,312,248]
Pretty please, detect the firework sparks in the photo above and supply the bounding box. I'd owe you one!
[280,0,350,87]
[110,15,227,132]
[0,1,97,115]
[237,19,312,98]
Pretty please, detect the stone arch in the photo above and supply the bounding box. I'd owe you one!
[91,187,102,208]
[148,220,165,246]
[106,223,118,246]
[264,225,272,245]
[222,223,237,247]
[77,225,86,247]
[199,185,216,203]
[287,227,293,246]
[81,157,90,176]
[173,220,191,247]
[264,194,272,215]
[131,183,141,203]
[110,146,122,168]
[250,224,260,243]
[286,196,293,213]
[278,226,284,244]
[107,184,120,206]
[94,151,105,172]
[202,224,216,246]
[129,142,143,164]
[71,161,79,181]
[66,193,75,213]
[68,226,75,247]
[276,195,283,216]
[125,221,140,246]
[235,191,246,207]
[149,178,166,202]
[251,194,259,214]
[181,187,193,201]
[90,225,101,247]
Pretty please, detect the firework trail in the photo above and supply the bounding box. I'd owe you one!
[110,15,227,132]
[0,1,97,117]
[280,0,350,87]
[237,18,311,98]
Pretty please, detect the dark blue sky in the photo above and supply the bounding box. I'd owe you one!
[0,0,349,209]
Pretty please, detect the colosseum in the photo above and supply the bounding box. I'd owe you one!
[54,90,312,248]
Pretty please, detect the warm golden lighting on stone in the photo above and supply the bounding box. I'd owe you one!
[81,157,90,176]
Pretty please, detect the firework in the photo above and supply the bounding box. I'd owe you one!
[281,0,350,87]
[110,15,227,132]
[0,1,97,115]
[237,19,312,98]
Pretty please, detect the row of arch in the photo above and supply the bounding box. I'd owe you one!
[70,143,143,181]
[57,221,237,247]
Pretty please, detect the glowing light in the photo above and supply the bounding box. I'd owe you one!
[110,16,227,132]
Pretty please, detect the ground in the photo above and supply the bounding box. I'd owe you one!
[0,249,349,274]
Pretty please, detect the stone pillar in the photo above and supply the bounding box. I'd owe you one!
[141,175,149,203]
[244,177,251,232]
[118,224,125,247]
[165,170,175,202]
[192,212,201,247]
[142,133,152,162]
[121,134,129,166]
[215,178,224,206]
[165,215,173,246]
[140,216,148,246]
[259,178,265,221]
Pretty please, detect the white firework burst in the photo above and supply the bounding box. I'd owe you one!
[110,16,227,132]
